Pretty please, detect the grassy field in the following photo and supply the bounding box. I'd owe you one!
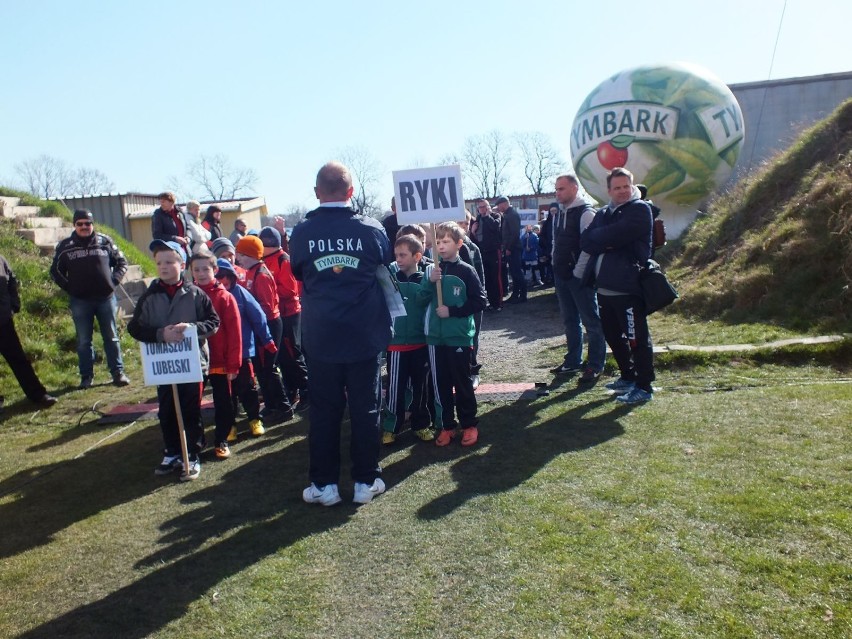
[1,316,849,638]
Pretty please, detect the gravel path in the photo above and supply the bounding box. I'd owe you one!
[476,286,565,385]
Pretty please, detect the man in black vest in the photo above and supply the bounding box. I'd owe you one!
[50,209,130,389]
[550,175,606,383]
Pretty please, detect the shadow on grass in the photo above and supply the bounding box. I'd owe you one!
[11,418,356,639]
[413,390,631,521]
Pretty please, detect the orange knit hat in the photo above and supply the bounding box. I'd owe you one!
[236,235,264,260]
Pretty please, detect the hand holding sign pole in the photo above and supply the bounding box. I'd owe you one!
[392,165,466,309]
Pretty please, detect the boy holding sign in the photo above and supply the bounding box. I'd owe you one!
[419,222,487,447]
[128,240,220,481]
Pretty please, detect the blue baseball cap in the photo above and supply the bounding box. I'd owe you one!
[214,258,237,278]
[149,239,187,263]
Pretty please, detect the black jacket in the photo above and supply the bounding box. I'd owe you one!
[473,212,501,253]
[580,197,653,297]
[0,255,21,325]
[151,207,185,244]
[290,205,392,363]
[501,206,522,251]
[50,231,128,300]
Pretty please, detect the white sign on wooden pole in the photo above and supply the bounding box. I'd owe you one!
[140,325,204,386]
[392,164,465,225]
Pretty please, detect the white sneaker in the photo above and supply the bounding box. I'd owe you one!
[471,374,480,390]
[179,456,201,482]
[353,478,386,504]
[303,483,342,506]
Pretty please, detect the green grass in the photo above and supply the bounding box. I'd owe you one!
[0,363,849,638]
[662,98,852,333]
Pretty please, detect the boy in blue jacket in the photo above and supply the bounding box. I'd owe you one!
[213,258,278,442]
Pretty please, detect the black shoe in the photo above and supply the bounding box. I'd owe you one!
[264,407,295,424]
[550,363,583,375]
[295,389,310,412]
[35,394,58,407]
[578,368,602,384]
[78,376,93,390]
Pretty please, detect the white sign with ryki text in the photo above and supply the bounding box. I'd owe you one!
[393,164,466,224]
[140,325,204,386]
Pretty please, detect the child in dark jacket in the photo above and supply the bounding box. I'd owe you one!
[128,240,219,481]
[190,253,242,460]
[382,235,433,445]
[419,222,487,447]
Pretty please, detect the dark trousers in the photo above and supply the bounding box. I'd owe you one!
[428,344,477,431]
[277,312,308,392]
[254,316,291,411]
[481,249,503,309]
[471,311,482,372]
[0,318,47,401]
[209,373,235,445]
[157,382,203,456]
[385,347,430,433]
[232,358,260,420]
[599,294,655,392]
[306,353,383,487]
[506,249,527,300]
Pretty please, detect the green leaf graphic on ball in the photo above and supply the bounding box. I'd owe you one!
[596,135,634,170]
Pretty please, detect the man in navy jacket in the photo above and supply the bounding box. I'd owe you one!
[581,167,655,404]
[290,161,392,506]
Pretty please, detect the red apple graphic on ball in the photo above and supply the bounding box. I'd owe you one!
[596,135,634,170]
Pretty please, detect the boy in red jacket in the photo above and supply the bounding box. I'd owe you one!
[190,252,242,459]
[235,235,293,423]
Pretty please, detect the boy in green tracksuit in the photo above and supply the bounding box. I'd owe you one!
[382,234,434,444]
[420,222,487,447]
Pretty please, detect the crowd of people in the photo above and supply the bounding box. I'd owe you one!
[0,161,657,504]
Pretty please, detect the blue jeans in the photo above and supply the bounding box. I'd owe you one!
[70,295,124,378]
[553,274,606,371]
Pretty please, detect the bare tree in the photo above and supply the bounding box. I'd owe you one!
[186,154,258,201]
[284,203,309,227]
[337,146,383,218]
[515,131,566,194]
[461,130,512,199]
[74,167,115,195]
[14,155,78,198]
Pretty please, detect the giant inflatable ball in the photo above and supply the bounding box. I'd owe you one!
[570,63,744,238]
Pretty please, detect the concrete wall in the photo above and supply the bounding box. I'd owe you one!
[729,71,852,180]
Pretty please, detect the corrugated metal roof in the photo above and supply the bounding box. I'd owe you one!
[126,196,267,219]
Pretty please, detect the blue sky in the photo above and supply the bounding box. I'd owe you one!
[1,0,849,213]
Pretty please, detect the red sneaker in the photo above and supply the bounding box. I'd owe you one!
[435,429,456,446]
[461,426,479,446]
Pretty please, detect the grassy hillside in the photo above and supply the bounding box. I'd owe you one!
[663,98,852,333]
[0,187,155,277]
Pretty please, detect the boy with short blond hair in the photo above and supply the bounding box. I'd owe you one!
[383,234,433,444]
[190,252,242,459]
[128,240,220,480]
[419,222,487,447]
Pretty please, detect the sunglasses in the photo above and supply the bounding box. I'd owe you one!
[75,221,93,227]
